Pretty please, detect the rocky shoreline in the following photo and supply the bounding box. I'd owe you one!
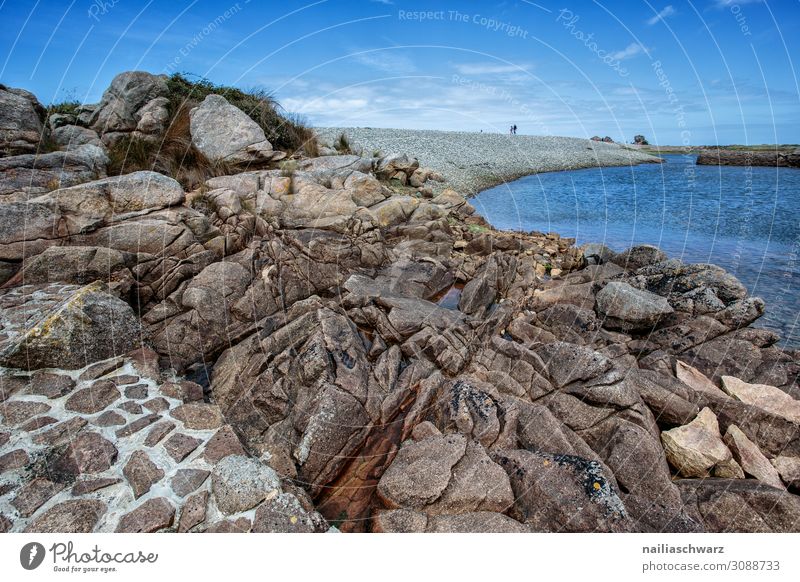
[1,72,800,534]
[317,127,662,196]
[696,149,800,168]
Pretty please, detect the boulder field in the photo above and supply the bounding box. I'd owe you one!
[1,72,799,533]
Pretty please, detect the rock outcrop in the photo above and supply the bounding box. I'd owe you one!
[0,85,45,156]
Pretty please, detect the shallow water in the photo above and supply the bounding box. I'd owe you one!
[472,154,800,348]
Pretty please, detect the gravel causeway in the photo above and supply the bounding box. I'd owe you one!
[317,127,662,195]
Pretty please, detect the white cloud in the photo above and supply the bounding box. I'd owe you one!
[351,51,416,74]
[454,62,533,75]
[646,5,675,25]
[369,0,394,5]
[609,43,645,61]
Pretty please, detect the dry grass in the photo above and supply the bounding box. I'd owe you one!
[104,73,318,189]
[333,132,353,154]
[165,73,316,154]
[106,103,235,190]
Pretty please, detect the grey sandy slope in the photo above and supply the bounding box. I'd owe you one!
[317,127,661,195]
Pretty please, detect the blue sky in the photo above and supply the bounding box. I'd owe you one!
[1,0,798,144]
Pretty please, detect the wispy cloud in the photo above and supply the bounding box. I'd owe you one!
[609,43,646,61]
[369,0,394,5]
[454,62,533,75]
[351,50,416,74]
[714,0,761,7]
[646,5,675,25]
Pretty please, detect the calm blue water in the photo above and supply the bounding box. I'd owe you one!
[472,154,800,348]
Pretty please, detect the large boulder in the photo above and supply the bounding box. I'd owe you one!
[51,125,102,149]
[611,244,667,270]
[0,281,142,370]
[720,375,800,424]
[0,85,44,156]
[595,281,673,332]
[89,71,169,144]
[190,94,281,164]
[660,407,742,478]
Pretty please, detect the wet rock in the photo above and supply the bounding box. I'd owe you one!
[115,497,175,533]
[123,451,164,499]
[212,455,280,515]
[24,499,106,533]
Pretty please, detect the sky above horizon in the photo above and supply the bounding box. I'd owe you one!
[1,0,798,145]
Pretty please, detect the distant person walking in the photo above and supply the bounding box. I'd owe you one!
[513,124,518,134]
